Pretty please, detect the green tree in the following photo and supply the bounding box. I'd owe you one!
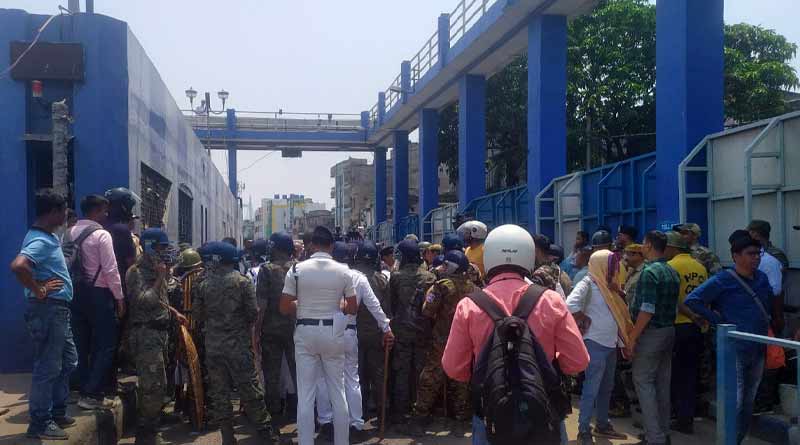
[437,0,798,187]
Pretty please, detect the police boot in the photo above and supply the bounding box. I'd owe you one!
[220,420,237,445]
[257,425,278,445]
[285,394,297,422]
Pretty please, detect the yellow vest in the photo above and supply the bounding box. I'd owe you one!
[668,253,708,324]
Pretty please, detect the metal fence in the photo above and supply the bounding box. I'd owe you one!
[716,325,800,444]
[397,214,420,241]
[422,204,459,243]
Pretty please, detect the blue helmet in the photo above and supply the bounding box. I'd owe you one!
[332,241,350,264]
[198,241,237,264]
[269,231,294,255]
[397,239,421,263]
[141,228,170,255]
[442,233,464,252]
[251,238,269,257]
[431,254,445,268]
[443,249,469,274]
[355,240,379,263]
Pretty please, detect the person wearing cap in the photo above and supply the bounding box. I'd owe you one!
[410,250,476,433]
[315,242,394,441]
[388,239,436,425]
[533,235,573,297]
[126,228,188,444]
[279,226,357,445]
[621,244,645,306]
[103,187,140,285]
[673,223,722,276]
[627,231,680,445]
[615,225,638,252]
[664,231,708,434]
[427,243,442,265]
[352,241,392,424]
[256,232,298,428]
[685,230,774,444]
[457,220,488,277]
[442,224,589,444]
[379,245,396,278]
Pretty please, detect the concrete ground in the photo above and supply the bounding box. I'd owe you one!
[0,373,774,445]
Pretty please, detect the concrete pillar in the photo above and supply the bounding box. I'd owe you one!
[393,131,409,240]
[527,15,567,234]
[656,0,724,229]
[458,74,486,209]
[226,109,238,197]
[374,147,387,225]
[419,108,439,227]
[438,14,450,67]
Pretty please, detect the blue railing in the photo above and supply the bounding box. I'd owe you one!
[716,324,800,444]
[422,204,459,243]
[397,214,420,240]
[461,185,528,230]
[374,221,393,246]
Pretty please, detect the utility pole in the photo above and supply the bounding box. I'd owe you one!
[52,99,71,200]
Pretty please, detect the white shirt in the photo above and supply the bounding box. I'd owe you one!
[759,249,783,296]
[565,275,619,348]
[283,252,355,319]
[348,269,391,332]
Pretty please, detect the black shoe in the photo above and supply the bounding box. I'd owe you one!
[594,423,627,439]
[577,432,594,445]
[54,415,76,428]
[349,426,369,443]
[670,419,694,435]
[318,422,333,442]
[258,425,279,445]
[407,415,431,437]
[285,394,297,422]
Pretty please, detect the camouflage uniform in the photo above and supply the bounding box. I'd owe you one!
[690,243,722,276]
[255,252,296,416]
[389,262,436,419]
[532,263,560,292]
[126,255,171,438]
[415,275,474,420]
[467,263,484,288]
[193,265,271,429]
[165,276,183,402]
[353,262,390,417]
[623,263,645,306]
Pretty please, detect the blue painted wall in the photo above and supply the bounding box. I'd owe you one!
[0,9,239,372]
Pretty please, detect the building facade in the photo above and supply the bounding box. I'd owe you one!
[253,194,326,238]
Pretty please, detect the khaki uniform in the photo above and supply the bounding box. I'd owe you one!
[353,263,390,416]
[690,243,722,276]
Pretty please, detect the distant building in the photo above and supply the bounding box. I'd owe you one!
[242,219,256,241]
[254,194,326,238]
[331,144,454,230]
[295,209,335,235]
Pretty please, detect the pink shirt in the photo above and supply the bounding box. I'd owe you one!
[442,272,589,383]
[69,220,124,301]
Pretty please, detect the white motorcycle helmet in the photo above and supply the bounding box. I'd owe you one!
[456,220,488,242]
[483,224,536,277]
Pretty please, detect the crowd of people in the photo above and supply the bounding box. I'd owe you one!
[10,187,790,445]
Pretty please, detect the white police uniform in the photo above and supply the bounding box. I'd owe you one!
[283,251,355,445]
[316,268,390,430]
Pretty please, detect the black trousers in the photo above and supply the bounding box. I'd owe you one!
[671,323,703,423]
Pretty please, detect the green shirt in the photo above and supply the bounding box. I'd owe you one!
[630,258,680,329]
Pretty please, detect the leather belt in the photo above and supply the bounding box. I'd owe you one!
[296,318,333,326]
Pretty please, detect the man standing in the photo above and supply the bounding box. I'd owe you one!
[747,220,785,332]
[280,226,357,445]
[673,223,722,276]
[615,225,638,251]
[627,231,680,445]
[353,241,392,422]
[458,220,488,278]
[257,232,297,426]
[68,194,125,410]
[622,244,645,305]
[194,242,278,445]
[388,239,436,425]
[103,188,139,282]
[686,230,774,444]
[442,224,590,445]
[664,231,708,434]
[561,230,590,279]
[126,228,187,445]
[11,190,77,440]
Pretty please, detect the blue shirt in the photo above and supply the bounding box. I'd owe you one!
[685,268,772,354]
[19,228,73,302]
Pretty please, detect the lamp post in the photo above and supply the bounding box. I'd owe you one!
[185,87,230,155]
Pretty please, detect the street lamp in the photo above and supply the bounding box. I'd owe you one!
[185,87,230,115]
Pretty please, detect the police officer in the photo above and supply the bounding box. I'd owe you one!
[673,223,722,275]
[126,229,187,445]
[248,239,270,286]
[279,226,357,445]
[389,239,436,425]
[411,250,474,434]
[442,233,483,287]
[194,241,277,445]
[316,242,394,441]
[256,232,297,426]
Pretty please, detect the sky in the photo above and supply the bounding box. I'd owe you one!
[9,0,800,215]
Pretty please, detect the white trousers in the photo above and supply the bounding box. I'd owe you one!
[294,324,348,445]
[316,328,363,429]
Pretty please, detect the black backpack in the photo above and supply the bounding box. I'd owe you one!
[468,284,569,445]
[63,226,102,288]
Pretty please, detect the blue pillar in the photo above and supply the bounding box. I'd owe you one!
[401,60,411,104]
[374,147,387,224]
[656,0,723,229]
[360,111,369,129]
[226,109,238,197]
[527,15,567,234]
[378,92,386,127]
[393,131,409,240]
[458,74,486,209]
[419,109,439,227]
[438,14,450,67]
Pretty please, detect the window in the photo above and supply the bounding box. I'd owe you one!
[140,163,172,229]
[178,185,193,244]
